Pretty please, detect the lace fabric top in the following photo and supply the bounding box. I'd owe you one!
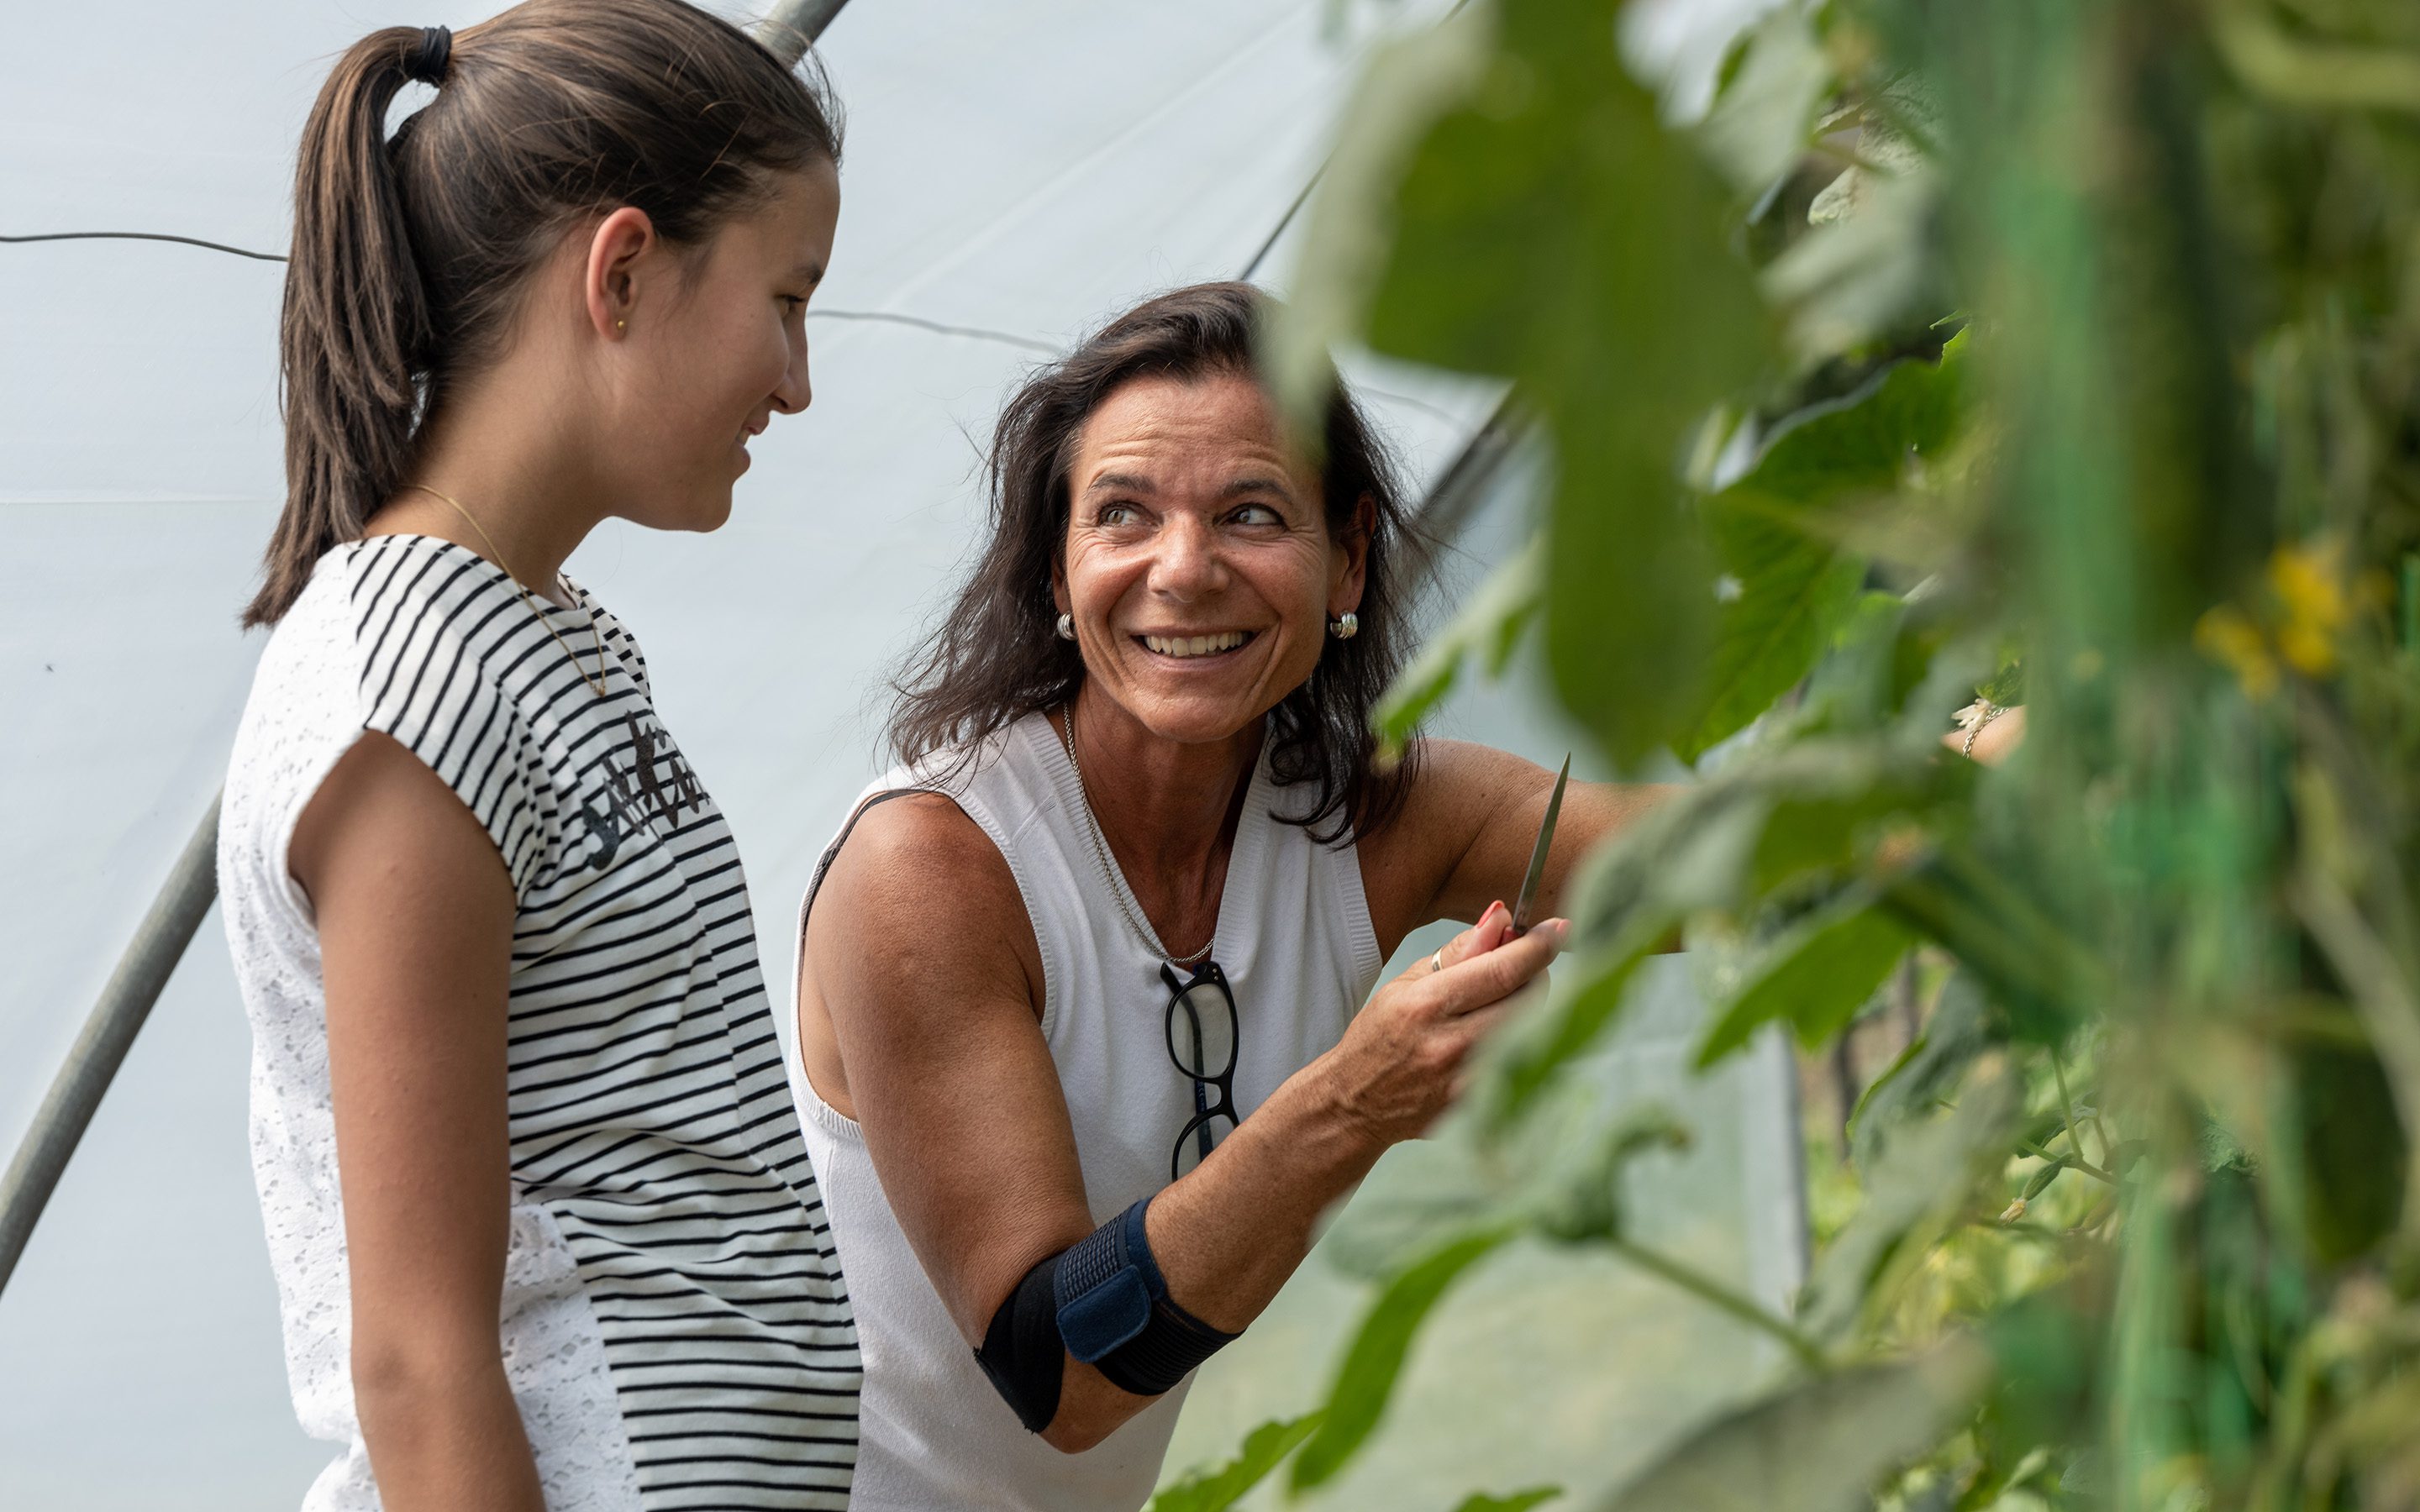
[219,536,859,1510]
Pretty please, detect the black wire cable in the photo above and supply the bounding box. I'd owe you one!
[1237,167,1323,283]
[10,1,1481,357]
[809,307,1058,353]
[0,230,287,262]
[11,3,1476,345]
[0,230,1058,353]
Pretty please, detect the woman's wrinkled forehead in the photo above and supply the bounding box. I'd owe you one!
[1065,370,1323,507]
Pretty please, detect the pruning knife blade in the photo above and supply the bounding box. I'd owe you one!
[1509,756,1570,937]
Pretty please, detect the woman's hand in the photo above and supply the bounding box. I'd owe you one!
[1316,901,1567,1149]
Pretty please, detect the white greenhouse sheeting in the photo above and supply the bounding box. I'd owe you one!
[0,1,1797,1506]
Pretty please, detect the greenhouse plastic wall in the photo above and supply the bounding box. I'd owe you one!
[0,1,1801,1504]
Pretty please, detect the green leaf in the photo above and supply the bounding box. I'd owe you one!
[1764,160,1942,364]
[1530,1112,1694,1246]
[1673,346,1970,758]
[1479,735,1949,1131]
[1694,8,1830,193]
[1677,497,1869,761]
[1374,535,1544,758]
[1878,849,2100,1043]
[1269,4,1495,419]
[1973,656,2026,707]
[1848,969,1996,1172]
[1453,1489,1564,1512]
[1145,1415,1323,1512]
[2282,1039,2407,1263]
[1696,891,1915,1068]
[1326,1067,1686,1282]
[1290,1226,1515,1492]
[1748,778,1936,898]
[1477,932,1668,1134]
[1311,0,1770,762]
[1797,591,1928,738]
[1591,1337,1992,1512]
[1733,344,1969,505]
[1979,1286,2099,1469]
[1799,1063,2022,1344]
[1320,1136,1517,1285]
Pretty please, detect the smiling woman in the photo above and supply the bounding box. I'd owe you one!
[887,283,1419,844]
[1060,373,1367,784]
[788,282,1668,1512]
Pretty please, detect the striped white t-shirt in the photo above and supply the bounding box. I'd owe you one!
[220,534,858,1512]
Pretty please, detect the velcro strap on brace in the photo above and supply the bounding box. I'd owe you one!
[971,1199,1244,1433]
[1052,1200,1238,1398]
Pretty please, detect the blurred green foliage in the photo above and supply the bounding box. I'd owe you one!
[1189,0,2420,1505]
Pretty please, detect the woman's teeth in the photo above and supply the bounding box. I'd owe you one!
[1143,631,1251,659]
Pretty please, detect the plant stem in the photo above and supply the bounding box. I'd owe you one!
[1996,1217,2076,1243]
[2049,1045,2103,1168]
[1606,1236,1828,1374]
[2019,1136,2113,1184]
[2068,1194,2116,1237]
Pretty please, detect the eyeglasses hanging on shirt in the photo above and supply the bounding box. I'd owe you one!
[1160,960,1239,1181]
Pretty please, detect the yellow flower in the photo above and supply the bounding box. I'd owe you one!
[2196,603,2279,700]
[2268,540,2348,677]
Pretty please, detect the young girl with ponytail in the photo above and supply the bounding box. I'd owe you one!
[217,4,855,1507]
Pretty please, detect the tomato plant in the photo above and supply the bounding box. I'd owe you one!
[1168,0,2420,1507]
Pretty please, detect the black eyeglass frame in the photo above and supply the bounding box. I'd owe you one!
[1160,959,1240,1183]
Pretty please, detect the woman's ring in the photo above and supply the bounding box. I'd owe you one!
[1430,948,1446,975]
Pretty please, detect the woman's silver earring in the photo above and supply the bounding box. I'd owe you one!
[1330,612,1360,640]
[1055,612,1076,641]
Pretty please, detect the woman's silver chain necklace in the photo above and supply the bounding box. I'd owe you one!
[1057,706,1215,967]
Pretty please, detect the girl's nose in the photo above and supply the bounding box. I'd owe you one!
[773,340,811,414]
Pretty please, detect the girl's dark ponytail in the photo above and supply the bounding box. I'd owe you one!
[250,29,431,628]
[245,0,844,627]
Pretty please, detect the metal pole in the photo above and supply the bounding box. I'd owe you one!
[0,795,222,1296]
[1400,391,1527,588]
[752,0,850,62]
[0,0,857,1313]
[1410,392,1522,540]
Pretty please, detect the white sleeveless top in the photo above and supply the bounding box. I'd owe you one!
[790,711,1385,1511]
[221,537,859,1511]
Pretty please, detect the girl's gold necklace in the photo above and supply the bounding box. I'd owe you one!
[401,484,609,699]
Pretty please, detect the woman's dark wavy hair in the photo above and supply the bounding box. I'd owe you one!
[889,281,1423,844]
[247,0,842,627]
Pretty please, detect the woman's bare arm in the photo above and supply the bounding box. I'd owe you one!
[1358,740,1676,954]
[290,732,544,1512]
[800,794,1557,1453]
[1362,714,2027,956]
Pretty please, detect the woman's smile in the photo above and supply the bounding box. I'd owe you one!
[1056,371,1350,742]
[1137,629,1258,661]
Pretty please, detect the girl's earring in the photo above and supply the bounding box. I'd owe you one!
[615,318,627,332]
[1329,612,1360,640]
[1055,612,1076,641]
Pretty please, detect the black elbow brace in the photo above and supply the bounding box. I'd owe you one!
[972,1199,1239,1433]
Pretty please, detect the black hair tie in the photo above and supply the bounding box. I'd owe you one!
[404,25,452,86]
